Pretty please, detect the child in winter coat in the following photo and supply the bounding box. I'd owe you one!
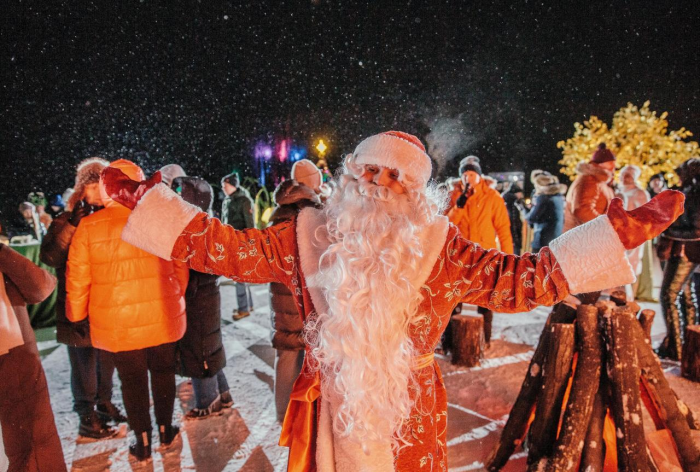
[171,176,233,419]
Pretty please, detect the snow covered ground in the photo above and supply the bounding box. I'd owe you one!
[23,282,700,470]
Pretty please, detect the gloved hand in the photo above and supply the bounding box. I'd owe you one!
[101,167,162,210]
[607,190,685,250]
[68,200,91,227]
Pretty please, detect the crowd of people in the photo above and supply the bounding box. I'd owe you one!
[0,130,695,470]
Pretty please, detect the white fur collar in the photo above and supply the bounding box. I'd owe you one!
[295,207,449,315]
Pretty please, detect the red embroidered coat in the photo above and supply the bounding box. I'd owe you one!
[122,184,635,472]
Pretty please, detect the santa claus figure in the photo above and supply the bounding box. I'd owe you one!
[103,131,683,472]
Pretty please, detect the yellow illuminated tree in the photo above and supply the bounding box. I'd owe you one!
[557,101,699,187]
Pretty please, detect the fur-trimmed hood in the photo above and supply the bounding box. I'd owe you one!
[576,162,612,182]
[534,174,567,196]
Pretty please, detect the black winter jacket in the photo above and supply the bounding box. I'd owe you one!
[174,177,227,378]
[221,187,255,230]
[40,212,91,347]
[663,159,700,263]
[268,180,320,351]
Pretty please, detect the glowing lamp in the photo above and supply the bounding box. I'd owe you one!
[316,139,327,155]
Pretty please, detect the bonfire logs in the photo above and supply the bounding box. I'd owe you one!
[603,306,650,470]
[682,325,700,382]
[544,305,603,472]
[449,314,483,367]
[485,302,577,471]
[632,320,700,472]
[488,295,700,472]
[526,323,575,468]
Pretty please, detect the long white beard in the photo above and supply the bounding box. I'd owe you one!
[305,176,429,448]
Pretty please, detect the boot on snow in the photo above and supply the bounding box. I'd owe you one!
[79,410,116,439]
[129,431,152,462]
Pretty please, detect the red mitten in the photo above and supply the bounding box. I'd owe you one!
[607,190,685,249]
[101,167,162,210]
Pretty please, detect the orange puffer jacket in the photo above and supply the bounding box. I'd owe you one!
[447,179,514,253]
[66,160,188,353]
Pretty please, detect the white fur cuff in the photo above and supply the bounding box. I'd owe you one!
[122,184,201,260]
[549,215,636,294]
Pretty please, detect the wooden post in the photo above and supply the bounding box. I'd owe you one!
[449,314,483,367]
[579,377,608,472]
[603,306,649,471]
[638,309,656,343]
[632,320,700,472]
[545,305,603,472]
[610,289,627,306]
[682,325,700,382]
[485,303,577,471]
[526,323,575,468]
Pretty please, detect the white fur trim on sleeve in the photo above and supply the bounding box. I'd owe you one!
[122,183,201,260]
[548,215,636,294]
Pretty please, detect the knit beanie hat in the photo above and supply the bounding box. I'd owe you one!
[352,131,432,187]
[159,164,187,188]
[291,159,323,191]
[458,155,482,176]
[590,143,616,164]
[221,172,240,188]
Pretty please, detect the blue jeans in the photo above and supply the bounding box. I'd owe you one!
[191,371,230,409]
[235,282,253,312]
[67,345,115,416]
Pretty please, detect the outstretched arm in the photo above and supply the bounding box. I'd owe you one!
[120,182,297,285]
[448,191,685,312]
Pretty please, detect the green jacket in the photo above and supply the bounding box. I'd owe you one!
[222,187,255,230]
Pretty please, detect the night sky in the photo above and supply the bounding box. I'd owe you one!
[2,0,699,221]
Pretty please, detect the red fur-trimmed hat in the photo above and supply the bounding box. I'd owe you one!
[352,131,432,186]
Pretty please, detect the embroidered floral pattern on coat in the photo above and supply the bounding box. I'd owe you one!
[171,215,570,471]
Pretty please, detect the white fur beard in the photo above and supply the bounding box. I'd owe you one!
[306,177,426,447]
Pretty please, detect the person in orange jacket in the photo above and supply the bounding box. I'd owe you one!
[66,159,189,462]
[447,156,513,344]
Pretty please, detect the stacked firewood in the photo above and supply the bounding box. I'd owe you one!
[485,292,700,472]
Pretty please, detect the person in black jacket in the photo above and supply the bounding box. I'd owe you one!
[657,158,700,360]
[501,182,524,255]
[221,172,255,321]
[172,176,233,419]
[39,157,124,439]
[525,172,567,252]
[268,160,322,422]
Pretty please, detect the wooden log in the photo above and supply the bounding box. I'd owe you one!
[602,306,649,471]
[632,319,700,472]
[526,323,575,467]
[627,300,642,315]
[576,291,601,305]
[544,305,603,472]
[579,376,607,472]
[682,325,700,382]
[638,309,656,343]
[485,303,577,471]
[449,314,483,367]
[610,289,628,306]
